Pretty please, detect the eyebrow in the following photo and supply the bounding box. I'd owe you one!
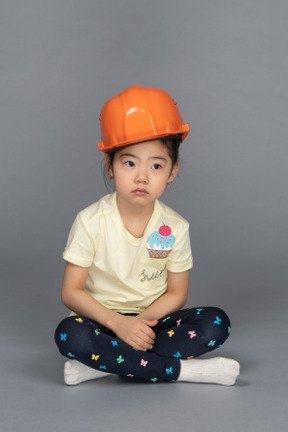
[119,153,168,162]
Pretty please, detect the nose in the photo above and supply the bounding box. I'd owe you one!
[135,166,149,184]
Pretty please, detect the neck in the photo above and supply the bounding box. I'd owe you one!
[116,193,155,218]
[116,194,155,238]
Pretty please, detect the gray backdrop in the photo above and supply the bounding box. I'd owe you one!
[1,1,287,431]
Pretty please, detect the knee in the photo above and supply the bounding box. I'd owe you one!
[54,317,75,353]
[54,316,100,358]
[54,317,86,355]
[210,307,231,329]
[200,307,231,344]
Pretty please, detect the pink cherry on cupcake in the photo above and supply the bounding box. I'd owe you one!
[158,224,172,236]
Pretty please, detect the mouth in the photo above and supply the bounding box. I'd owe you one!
[132,189,148,196]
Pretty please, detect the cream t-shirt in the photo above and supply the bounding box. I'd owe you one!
[63,193,193,314]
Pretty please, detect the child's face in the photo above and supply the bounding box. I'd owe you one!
[106,140,179,210]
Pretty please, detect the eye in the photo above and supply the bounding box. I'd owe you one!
[152,163,161,170]
[125,161,135,167]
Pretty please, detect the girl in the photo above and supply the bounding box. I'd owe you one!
[55,85,240,386]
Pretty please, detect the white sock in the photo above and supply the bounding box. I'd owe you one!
[64,360,111,386]
[178,357,240,386]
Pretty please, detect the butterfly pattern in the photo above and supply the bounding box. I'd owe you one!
[188,331,196,339]
[57,307,229,383]
[214,316,221,325]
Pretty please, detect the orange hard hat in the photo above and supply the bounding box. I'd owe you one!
[97,85,190,152]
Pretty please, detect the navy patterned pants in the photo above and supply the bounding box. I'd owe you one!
[55,307,231,383]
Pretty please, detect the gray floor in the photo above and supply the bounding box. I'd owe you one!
[1,263,287,432]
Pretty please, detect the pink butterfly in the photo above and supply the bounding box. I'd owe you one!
[140,359,148,367]
[176,319,182,327]
[188,331,196,339]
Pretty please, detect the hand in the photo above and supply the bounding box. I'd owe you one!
[113,315,158,351]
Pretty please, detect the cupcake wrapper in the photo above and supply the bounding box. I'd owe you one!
[147,249,171,259]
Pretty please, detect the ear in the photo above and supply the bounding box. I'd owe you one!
[104,154,113,177]
[168,161,180,184]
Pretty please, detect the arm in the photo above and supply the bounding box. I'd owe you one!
[61,262,119,327]
[61,262,156,351]
[138,269,190,321]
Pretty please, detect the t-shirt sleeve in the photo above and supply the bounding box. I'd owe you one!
[62,213,96,267]
[166,222,193,273]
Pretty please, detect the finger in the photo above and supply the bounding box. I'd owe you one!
[141,321,157,337]
[142,319,158,327]
[130,341,148,352]
[139,320,156,333]
[130,342,147,352]
[118,335,146,352]
[138,332,155,349]
[132,334,154,351]
[138,326,155,341]
[141,327,156,341]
